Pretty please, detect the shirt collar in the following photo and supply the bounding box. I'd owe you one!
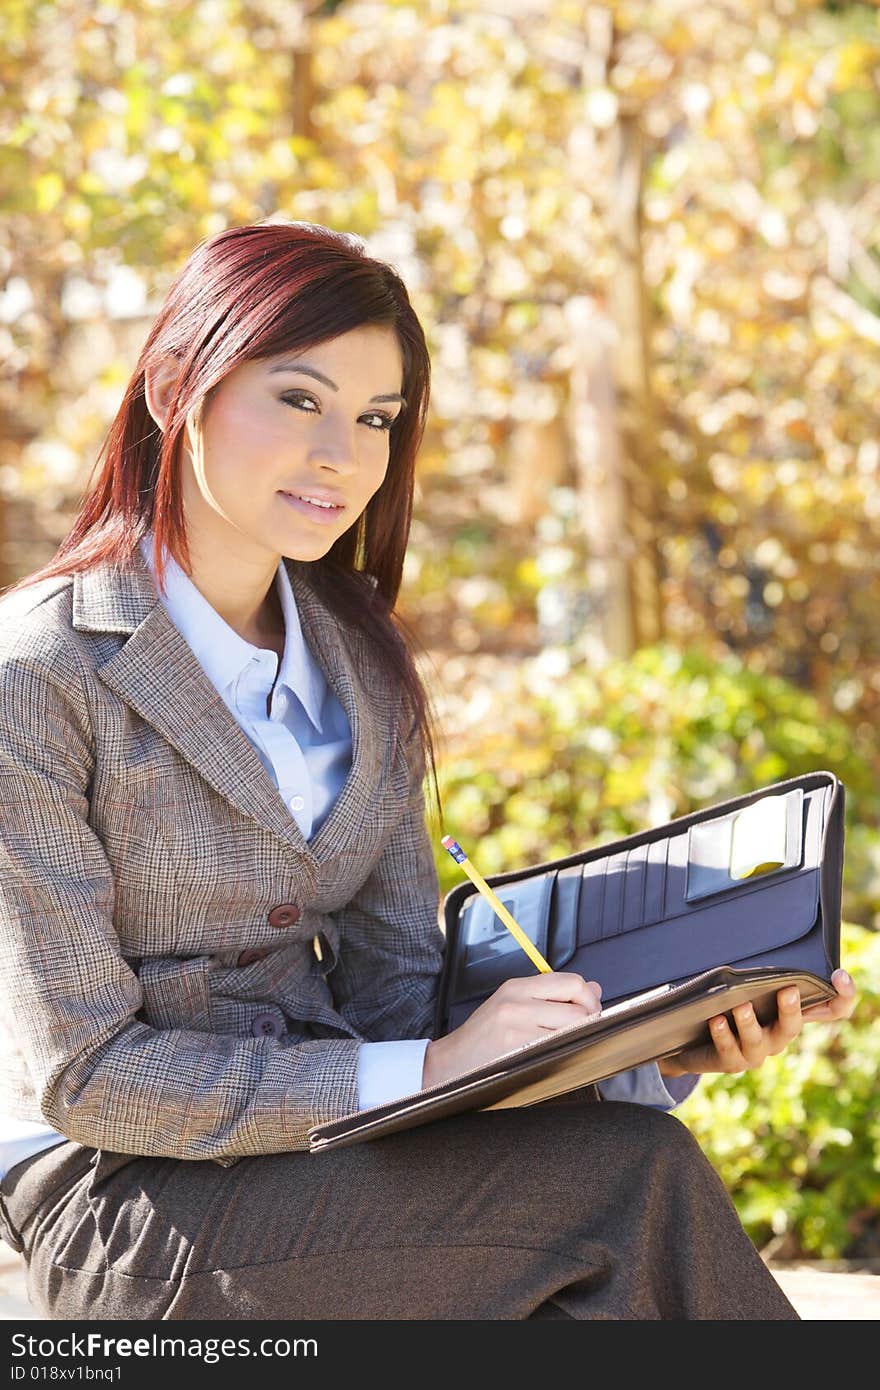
[138,533,325,732]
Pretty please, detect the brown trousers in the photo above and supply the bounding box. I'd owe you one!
[0,1100,798,1320]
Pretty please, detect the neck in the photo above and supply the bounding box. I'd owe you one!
[146,529,285,649]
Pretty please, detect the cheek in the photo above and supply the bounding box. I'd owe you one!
[200,401,282,491]
[227,398,280,448]
[361,447,391,499]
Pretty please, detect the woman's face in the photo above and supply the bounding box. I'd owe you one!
[182,324,406,565]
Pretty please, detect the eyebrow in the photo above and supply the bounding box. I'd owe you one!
[268,361,406,407]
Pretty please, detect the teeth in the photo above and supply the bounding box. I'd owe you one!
[292,494,338,509]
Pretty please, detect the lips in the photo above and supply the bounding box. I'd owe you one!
[278,491,347,525]
[279,487,346,508]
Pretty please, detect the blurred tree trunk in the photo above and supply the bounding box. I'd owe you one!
[241,2,315,140]
[568,6,663,661]
[508,415,569,531]
[609,108,663,649]
[568,294,635,661]
[291,41,315,140]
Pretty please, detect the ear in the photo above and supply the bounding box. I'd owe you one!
[144,354,181,432]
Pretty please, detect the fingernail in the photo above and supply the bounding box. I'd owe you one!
[784,989,800,1007]
[838,969,853,988]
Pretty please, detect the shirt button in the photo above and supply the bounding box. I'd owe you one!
[288,795,305,812]
[268,903,300,929]
[251,1012,285,1039]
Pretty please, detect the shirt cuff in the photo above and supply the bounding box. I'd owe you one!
[597,1063,700,1111]
[357,1039,431,1110]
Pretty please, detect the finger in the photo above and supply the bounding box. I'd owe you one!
[668,1044,719,1074]
[555,971,603,1003]
[530,1000,604,1032]
[729,1001,774,1065]
[827,969,858,1017]
[763,987,803,1051]
[802,997,856,1022]
[800,1004,838,1022]
[525,972,603,1011]
[706,1013,747,1071]
[498,972,591,1002]
[803,969,857,1022]
[496,1002,602,1049]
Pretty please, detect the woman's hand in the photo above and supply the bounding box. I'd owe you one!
[659,968,858,1079]
[423,972,602,1090]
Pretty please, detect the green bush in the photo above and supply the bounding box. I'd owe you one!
[433,643,880,1256]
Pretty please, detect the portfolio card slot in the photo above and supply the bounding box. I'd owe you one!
[645,835,669,924]
[621,843,649,931]
[550,864,582,968]
[577,855,608,947]
[600,852,626,940]
[578,839,669,944]
[665,830,690,917]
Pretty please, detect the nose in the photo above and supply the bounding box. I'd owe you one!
[307,419,359,474]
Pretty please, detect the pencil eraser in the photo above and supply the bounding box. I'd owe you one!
[441,836,467,864]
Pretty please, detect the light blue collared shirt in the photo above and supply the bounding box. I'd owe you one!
[0,538,695,1180]
[138,534,352,844]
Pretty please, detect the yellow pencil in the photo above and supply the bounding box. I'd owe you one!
[441,835,552,974]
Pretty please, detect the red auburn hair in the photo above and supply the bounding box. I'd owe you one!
[4,219,444,823]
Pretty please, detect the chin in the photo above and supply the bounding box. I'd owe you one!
[280,536,338,563]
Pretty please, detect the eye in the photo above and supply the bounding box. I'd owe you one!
[280,391,319,414]
[361,411,396,433]
[280,392,396,433]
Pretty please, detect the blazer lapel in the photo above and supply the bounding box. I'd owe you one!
[72,548,393,866]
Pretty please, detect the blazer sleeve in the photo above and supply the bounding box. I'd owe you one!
[0,629,365,1161]
[326,699,446,1042]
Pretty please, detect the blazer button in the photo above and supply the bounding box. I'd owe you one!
[268,903,300,929]
[252,1012,285,1039]
[237,947,271,967]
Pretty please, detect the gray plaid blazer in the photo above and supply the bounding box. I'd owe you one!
[0,549,445,1166]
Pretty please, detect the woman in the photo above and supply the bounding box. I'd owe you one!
[0,221,855,1321]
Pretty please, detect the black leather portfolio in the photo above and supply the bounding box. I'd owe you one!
[308,770,843,1153]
